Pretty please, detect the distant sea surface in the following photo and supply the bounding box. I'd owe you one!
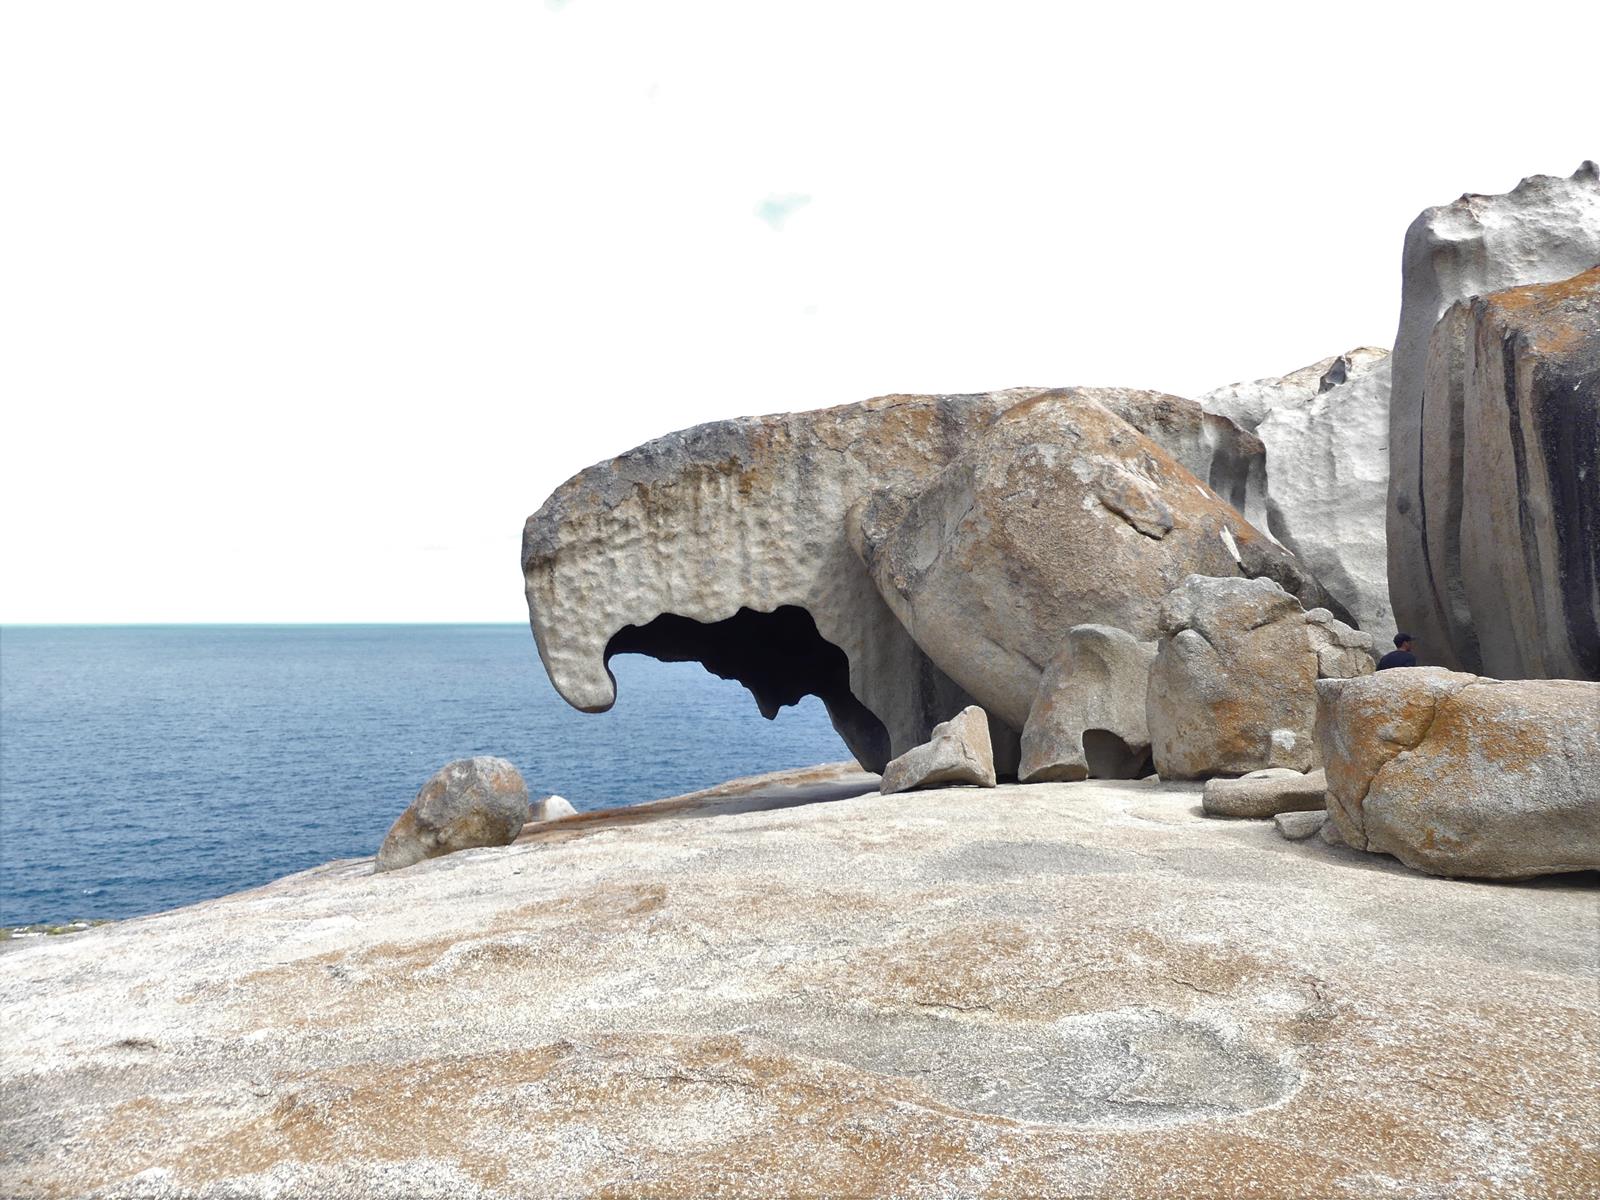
[0,625,848,926]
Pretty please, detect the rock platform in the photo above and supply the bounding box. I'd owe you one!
[2,764,1596,1198]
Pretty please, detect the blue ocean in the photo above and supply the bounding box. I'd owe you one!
[0,625,847,926]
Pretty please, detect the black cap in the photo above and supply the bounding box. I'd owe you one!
[1394,632,1415,647]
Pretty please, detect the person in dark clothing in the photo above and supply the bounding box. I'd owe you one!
[1377,633,1418,670]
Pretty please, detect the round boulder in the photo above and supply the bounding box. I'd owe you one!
[375,757,529,874]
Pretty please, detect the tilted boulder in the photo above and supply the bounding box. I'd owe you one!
[878,705,997,795]
[376,757,529,874]
[1200,348,1394,638]
[1147,576,1321,779]
[1456,266,1599,680]
[1316,669,1600,879]
[1387,162,1600,672]
[1019,624,1156,783]
[1203,768,1327,819]
[850,391,1343,732]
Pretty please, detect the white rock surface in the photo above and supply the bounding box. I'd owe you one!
[530,794,577,822]
[878,705,997,794]
[1019,625,1156,783]
[1387,162,1600,668]
[1202,348,1394,636]
[2,764,1595,1198]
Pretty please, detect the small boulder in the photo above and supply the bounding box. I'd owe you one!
[1317,669,1600,878]
[1020,625,1156,783]
[1203,768,1328,819]
[531,794,578,822]
[375,757,529,873]
[1273,810,1328,841]
[1305,609,1375,680]
[879,706,997,795]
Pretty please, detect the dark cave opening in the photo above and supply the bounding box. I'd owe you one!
[605,605,892,771]
[1082,729,1153,780]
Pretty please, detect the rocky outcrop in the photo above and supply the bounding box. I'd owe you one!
[851,391,1343,732]
[1387,163,1600,671]
[1200,349,1394,637]
[1148,576,1321,779]
[1316,669,1600,878]
[1457,267,1599,679]
[524,387,1279,774]
[1305,608,1376,679]
[1019,625,1156,783]
[375,757,529,873]
[878,705,996,794]
[1202,768,1327,819]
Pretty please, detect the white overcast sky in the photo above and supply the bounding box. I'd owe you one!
[2,1,1595,623]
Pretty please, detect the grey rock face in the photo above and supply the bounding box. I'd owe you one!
[376,757,529,873]
[1273,809,1328,841]
[1147,576,1320,780]
[1201,349,1394,637]
[853,391,1343,732]
[1019,625,1156,783]
[1387,162,1600,670]
[1203,768,1327,819]
[878,705,997,795]
[1317,669,1600,878]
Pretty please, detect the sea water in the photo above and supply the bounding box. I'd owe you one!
[0,625,848,925]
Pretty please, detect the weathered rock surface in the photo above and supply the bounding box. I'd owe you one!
[1201,348,1394,637]
[1388,162,1600,670]
[523,392,1023,773]
[852,391,1343,731]
[1147,576,1321,779]
[530,794,577,822]
[1273,809,1328,841]
[1019,625,1156,783]
[1457,266,1599,679]
[1317,668,1600,878]
[878,705,996,794]
[374,757,529,873]
[1305,607,1376,679]
[3,764,1595,1198]
[1203,768,1327,819]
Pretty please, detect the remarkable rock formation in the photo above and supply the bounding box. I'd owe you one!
[1148,576,1321,779]
[531,794,577,822]
[525,388,1308,772]
[1201,349,1394,636]
[1388,162,1600,671]
[1019,624,1156,783]
[1316,669,1600,878]
[1457,267,1599,679]
[1202,768,1328,819]
[878,705,997,794]
[375,757,529,873]
[851,391,1343,731]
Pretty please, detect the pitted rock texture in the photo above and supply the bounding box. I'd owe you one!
[1457,266,1599,680]
[374,757,529,873]
[522,391,1025,772]
[851,391,1342,731]
[1316,668,1600,878]
[1201,348,1394,637]
[1019,624,1156,783]
[1388,162,1600,670]
[3,764,1595,1198]
[1203,768,1328,819]
[879,705,997,794]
